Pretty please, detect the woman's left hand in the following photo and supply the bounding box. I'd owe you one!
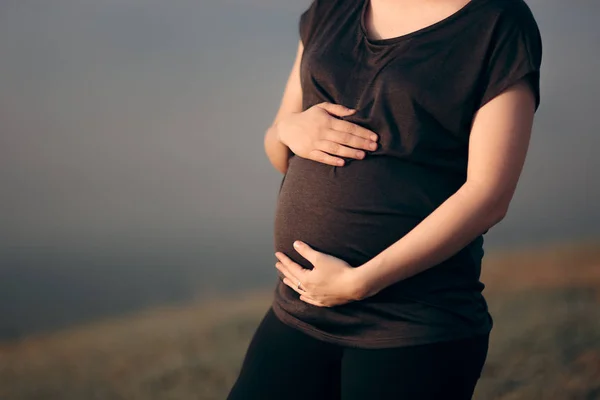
[275,240,364,307]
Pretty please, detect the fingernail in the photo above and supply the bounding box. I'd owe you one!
[370,142,377,150]
[356,151,364,158]
[371,135,377,141]
[293,241,301,248]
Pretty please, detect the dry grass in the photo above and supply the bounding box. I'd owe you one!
[1,239,599,400]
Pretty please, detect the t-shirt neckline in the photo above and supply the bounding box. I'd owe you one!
[359,0,484,46]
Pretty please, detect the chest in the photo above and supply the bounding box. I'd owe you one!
[299,16,489,135]
[362,0,474,42]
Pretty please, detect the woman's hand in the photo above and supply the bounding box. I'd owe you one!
[275,102,379,167]
[274,241,365,307]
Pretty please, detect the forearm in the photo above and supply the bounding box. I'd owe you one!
[353,182,507,299]
[264,121,293,175]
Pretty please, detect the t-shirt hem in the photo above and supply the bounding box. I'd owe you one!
[271,300,492,350]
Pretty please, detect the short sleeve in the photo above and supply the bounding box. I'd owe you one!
[477,4,543,111]
[299,0,319,46]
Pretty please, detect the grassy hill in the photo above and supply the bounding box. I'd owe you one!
[1,239,599,400]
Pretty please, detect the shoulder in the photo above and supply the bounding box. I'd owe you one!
[481,0,541,35]
[299,0,351,23]
[473,0,543,110]
[299,0,344,22]
[298,0,357,45]
[481,0,537,17]
[472,0,542,61]
[300,0,344,13]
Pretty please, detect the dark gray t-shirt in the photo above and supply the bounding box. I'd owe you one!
[271,0,542,349]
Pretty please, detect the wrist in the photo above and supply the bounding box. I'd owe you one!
[351,258,383,301]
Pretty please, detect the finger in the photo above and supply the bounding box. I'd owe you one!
[292,241,320,266]
[282,277,306,295]
[307,150,345,167]
[324,128,378,152]
[299,295,327,307]
[315,102,356,117]
[275,261,300,285]
[314,139,366,160]
[275,251,309,278]
[329,119,379,142]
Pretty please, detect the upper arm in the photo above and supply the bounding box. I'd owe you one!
[271,40,305,124]
[465,2,541,214]
[272,0,323,122]
[465,78,537,214]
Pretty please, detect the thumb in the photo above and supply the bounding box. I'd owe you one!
[293,241,319,266]
[315,102,356,117]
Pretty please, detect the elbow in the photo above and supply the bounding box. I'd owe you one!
[463,181,512,226]
[487,200,510,228]
[478,205,507,237]
[274,163,289,175]
[492,206,508,225]
[492,190,513,223]
[264,128,290,175]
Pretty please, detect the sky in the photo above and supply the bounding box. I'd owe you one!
[0,0,598,337]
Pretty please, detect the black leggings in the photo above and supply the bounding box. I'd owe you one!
[226,307,489,400]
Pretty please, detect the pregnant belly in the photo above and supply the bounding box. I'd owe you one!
[274,155,461,270]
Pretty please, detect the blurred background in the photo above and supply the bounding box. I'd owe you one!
[0,0,599,399]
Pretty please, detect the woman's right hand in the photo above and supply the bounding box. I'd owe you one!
[275,102,379,166]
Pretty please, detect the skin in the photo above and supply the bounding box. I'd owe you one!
[268,0,538,307]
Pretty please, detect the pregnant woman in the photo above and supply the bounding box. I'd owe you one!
[227,0,542,398]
